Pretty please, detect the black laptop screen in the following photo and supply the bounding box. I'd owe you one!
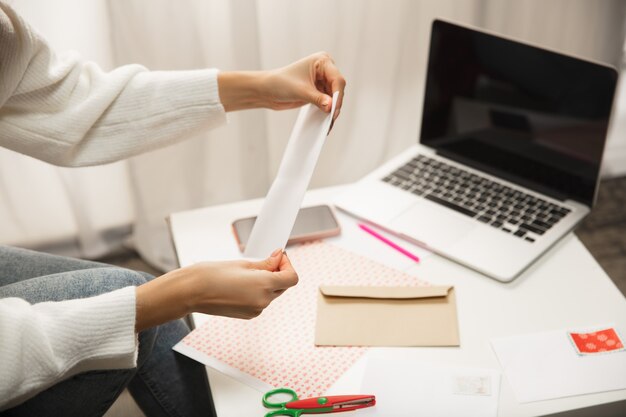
[420,20,618,206]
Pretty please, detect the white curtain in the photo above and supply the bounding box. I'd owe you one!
[2,0,625,271]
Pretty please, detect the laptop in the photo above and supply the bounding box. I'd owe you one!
[334,19,618,282]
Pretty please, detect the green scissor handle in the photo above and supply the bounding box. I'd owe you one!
[263,388,302,417]
[264,409,302,417]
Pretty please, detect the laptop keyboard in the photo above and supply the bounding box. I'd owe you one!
[381,155,571,242]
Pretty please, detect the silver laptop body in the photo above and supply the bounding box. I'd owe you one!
[334,20,618,282]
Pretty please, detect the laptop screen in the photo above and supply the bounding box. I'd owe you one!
[420,20,618,206]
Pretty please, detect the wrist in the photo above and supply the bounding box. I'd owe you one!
[135,267,195,332]
[217,70,268,111]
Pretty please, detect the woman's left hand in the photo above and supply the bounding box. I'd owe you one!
[261,51,346,120]
[218,52,346,121]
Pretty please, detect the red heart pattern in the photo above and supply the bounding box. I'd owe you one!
[182,241,428,398]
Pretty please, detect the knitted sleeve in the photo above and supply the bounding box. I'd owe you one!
[0,287,138,410]
[0,3,227,167]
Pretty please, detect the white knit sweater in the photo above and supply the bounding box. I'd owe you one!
[0,3,227,409]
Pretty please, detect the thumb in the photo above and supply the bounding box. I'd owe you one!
[247,248,283,272]
[306,88,332,113]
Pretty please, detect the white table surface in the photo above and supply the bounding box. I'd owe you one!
[169,185,626,417]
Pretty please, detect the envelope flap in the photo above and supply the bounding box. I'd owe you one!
[319,285,452,299]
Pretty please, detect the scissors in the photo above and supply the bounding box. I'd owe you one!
[262,388,375,416]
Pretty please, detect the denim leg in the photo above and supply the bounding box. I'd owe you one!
[0,266,149,302]
[128,319,217,417]
[0,245,109,285]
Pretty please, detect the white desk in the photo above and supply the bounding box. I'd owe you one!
[169,185,626,417]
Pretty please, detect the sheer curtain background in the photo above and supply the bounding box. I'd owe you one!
[2,0,625,272]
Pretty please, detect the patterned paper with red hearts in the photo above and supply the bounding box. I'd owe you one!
[181,241,428,398]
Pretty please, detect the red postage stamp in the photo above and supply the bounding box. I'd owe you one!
[568,327,625,355]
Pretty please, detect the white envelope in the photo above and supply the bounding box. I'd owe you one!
[359,357,501,417]
[491,325,626,403]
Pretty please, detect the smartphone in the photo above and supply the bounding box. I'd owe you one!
[232,204,341,252]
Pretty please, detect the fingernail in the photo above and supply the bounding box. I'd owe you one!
[322,99,330,108]
[271,248,282,257]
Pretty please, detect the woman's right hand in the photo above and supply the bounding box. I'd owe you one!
[187,249,298,319]
[135,249,298,331]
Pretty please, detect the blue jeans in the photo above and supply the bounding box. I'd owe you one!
[0,246,216,417]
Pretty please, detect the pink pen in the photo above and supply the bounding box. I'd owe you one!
[358,223,420,263]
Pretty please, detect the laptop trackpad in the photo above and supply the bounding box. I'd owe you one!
[389,201,476,248]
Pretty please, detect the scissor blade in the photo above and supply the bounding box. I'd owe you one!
[333,397,376,410]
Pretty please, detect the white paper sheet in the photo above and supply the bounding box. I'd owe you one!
[244,92,339,259]
[490,325,626,403]
[359,358,501,417]
[173,342,273,393]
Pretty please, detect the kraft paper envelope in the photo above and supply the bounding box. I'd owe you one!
[315,285,460,347]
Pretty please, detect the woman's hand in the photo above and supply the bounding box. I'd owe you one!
[218,52,346,121]
[188,249,298,319]
[135,249,298,331]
